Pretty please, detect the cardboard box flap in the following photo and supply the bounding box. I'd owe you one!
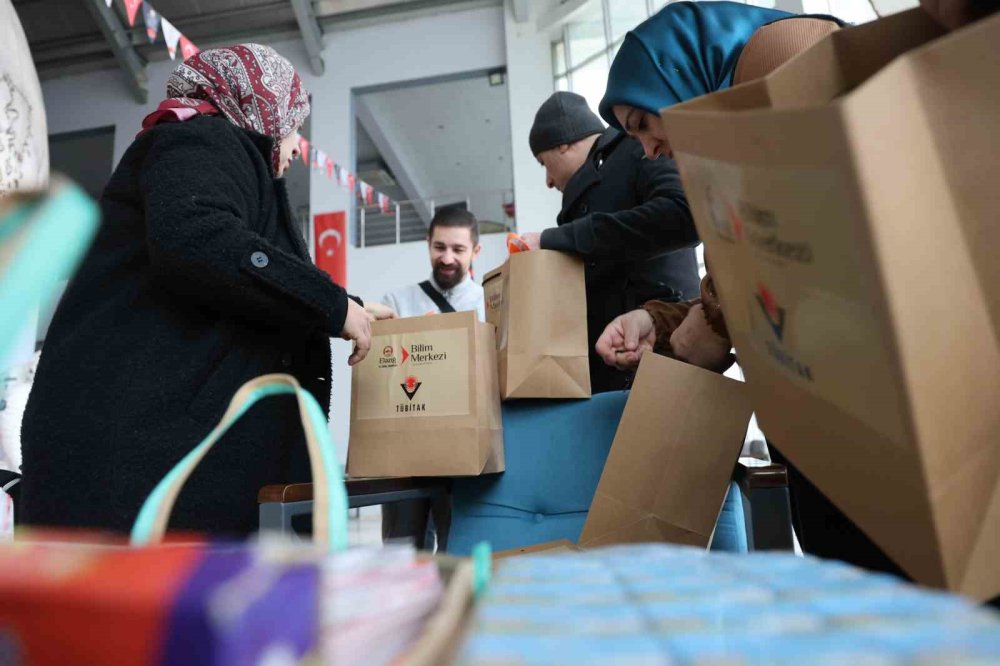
[504,353,591,400]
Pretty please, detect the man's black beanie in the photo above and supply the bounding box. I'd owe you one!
[529,91,606,157]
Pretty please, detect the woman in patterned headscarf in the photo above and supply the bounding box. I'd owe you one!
[21,45,378,535]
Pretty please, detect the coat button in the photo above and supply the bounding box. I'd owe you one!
[251,251,269,268]
[281,352,293,368]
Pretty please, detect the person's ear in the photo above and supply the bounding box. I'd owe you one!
[558,144,571,154]
[473,243,482,259]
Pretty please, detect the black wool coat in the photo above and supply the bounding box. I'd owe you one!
[20,115,350,535]
[541,128,701,393]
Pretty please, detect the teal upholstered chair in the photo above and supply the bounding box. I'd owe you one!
[448,392,790,556]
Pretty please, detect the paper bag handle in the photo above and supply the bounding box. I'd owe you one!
[130,374,349,551]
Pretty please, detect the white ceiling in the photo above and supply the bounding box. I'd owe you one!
[357,72,513,204]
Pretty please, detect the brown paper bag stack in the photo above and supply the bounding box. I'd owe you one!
[483,250,591,399]
[663,9,1000,598]
[347,311,504,477]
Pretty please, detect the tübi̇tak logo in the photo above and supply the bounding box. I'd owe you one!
[754,282,813,382]
[401,376,422,401]
[397,375,427,413]
[755,283,786,341]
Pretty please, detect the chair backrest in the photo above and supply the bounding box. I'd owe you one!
[449,392,629,556]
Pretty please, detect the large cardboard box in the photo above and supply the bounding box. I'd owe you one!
[662,9,1000,597]
[483,251,591,399]
[580,353,753,548]
[347,312,504,477]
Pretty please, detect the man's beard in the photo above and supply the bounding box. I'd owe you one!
[433,262,465,290]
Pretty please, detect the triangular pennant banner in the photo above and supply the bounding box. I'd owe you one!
[124,0,142,26]
[143,2,160,42]
[347,173,356,193]
[298,137,310,165]
[315,149,325,170]
[161,18,181,59]
[325,158,334,179]
[179,35,199,60]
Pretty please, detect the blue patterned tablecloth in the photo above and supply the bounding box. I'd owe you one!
[457,545,1000,665]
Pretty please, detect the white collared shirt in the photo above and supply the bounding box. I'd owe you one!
[382,274,485,321]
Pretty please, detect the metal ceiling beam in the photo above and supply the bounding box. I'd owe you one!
[83,0,147,104]
[290,0,326,76]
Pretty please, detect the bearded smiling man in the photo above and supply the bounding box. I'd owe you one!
[381,207,485,322]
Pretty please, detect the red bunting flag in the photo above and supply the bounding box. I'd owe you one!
[298,137,310,165]
[325,158,334,179]
[124,0,142,26]
[347,173,356,192]
[365,184,375,206]
[379,193,391,214]
[179,35,199,60]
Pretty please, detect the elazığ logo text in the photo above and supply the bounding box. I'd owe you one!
[378,345,409,368]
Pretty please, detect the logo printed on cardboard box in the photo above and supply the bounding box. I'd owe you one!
[705,185,742,242]
[755,282,786,341]
[752,283,813,382]
[401,376,422,401]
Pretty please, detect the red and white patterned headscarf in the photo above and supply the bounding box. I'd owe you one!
[140,44,310,173]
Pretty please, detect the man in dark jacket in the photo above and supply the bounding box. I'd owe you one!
[522,92,700,392]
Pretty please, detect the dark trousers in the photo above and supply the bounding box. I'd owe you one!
[381,496,452,551]
[768,445,909,579]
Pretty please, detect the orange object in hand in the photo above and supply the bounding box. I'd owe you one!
[507,232,530,254]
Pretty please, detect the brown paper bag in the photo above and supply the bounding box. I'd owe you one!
[663,9,1000,598]
[580,353,753,548]
[483,250,591,399]
[347,311,504,477]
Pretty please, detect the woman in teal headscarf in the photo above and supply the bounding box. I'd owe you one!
[599,1,840,160]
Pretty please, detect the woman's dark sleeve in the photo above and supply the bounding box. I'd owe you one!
[139,124,349,337]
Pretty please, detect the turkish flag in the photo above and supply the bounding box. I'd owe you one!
[314,212,347,287]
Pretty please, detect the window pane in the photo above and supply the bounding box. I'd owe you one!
[556,76,569,92]
[609,0,649,41]
[566,3,607,68]
[552,40,567,77]
[571,56,610,118]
